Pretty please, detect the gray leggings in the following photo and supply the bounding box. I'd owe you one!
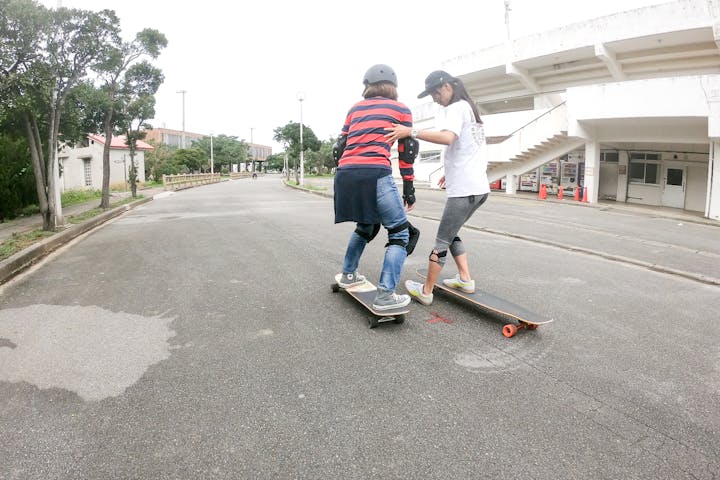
[433,193,488,265]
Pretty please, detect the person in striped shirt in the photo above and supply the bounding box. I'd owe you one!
[333,64,417,311]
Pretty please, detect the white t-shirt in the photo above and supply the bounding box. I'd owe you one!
[436,100,490,198]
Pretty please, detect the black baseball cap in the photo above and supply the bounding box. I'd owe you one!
[417,70,454,98]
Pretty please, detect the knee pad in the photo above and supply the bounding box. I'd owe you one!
[429,249,448,266]
[449,236,465,257]
[355,224,381,242]
[384,221,412,253]
[405,223,420,256]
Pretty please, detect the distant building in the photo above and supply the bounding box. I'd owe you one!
[144,127,272,172]
[144,128,204,149]
[59,134,152,191]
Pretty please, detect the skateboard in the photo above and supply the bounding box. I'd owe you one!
[417,269,553,338]
[331,274,408,328]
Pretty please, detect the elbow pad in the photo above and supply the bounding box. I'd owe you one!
[398,137,419,164]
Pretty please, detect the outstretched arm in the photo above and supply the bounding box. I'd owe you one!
[385,124,456,146]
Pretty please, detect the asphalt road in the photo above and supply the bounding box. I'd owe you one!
[1,175,719,479]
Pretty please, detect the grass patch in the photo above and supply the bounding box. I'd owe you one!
[0,230,55,261]
[67,196,140,224]
[0,195,144,260]
[61,189,101,207]
[303,184,327,192]
[285,179,327,191]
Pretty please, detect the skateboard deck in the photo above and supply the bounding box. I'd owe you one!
[332,274,408,328]
[417,269,553,337]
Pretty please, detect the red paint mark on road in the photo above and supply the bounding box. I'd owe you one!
[427,311,453,324]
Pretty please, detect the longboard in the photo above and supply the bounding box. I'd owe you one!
[417,269,553,337]
[332,274,408,328]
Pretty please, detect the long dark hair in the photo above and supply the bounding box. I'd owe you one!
[448,77,482,124]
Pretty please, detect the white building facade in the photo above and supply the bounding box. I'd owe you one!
[412,0,720,221]
[59,134,152,191]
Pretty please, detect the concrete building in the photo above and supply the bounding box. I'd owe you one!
[59,134,152,191]
[144,127,204,149]
[411,0,720,221]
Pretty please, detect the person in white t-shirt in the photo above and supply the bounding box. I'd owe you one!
[385,70,490,306]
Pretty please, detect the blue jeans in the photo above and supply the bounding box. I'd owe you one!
[342,175,409,292]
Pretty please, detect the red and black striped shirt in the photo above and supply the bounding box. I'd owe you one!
[338,97,414,181]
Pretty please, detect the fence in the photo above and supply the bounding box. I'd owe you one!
[162,173,221,191]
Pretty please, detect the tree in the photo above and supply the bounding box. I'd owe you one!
[273,121,320,183]
[143,140,179,181]
[93,28,166,208]
[264,153,285,173]
[192,134,248,173]
[116,61,163,198]
[172,148,204,173]
[6,3,120,230]
[305,137,335,175]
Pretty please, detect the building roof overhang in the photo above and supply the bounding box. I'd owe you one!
[438,0,720,115]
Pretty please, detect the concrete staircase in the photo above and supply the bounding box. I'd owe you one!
[486,102,584,183]
[428,103,585,186]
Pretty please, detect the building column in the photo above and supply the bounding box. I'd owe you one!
[584,140,601,203]
[505,174,518,195]
[616,150,629,202]
[706,75,720,220]
[707,141,720,220]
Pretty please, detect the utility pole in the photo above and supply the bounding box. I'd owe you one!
[176,90,187,148]
[504,1,512,41]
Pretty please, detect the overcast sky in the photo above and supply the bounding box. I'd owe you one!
[42,0,667,151]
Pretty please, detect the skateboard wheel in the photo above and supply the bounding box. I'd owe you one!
[394,314,405,325]
[502,324,518,338]
[331,283,340,293]
[369,317,379,329]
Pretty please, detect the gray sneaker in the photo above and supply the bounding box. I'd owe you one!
[372,289,411,311]
[337,272,367,288]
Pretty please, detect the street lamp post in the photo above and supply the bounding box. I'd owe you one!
[297,91,305,186]
[210,132,214,175]
[250,127,254,174]
[177,90,187,148]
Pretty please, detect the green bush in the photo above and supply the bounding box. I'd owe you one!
[0,135,38,221]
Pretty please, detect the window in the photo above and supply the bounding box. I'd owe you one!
[666,168,683,186]
[83,159,92,186]
[601,151,619,163]
[629,153,659,185]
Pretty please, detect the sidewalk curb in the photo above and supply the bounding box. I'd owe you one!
[283,180,720,286]
[410,213,720,286]
[0,196,152,286]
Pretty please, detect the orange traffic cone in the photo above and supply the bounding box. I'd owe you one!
[538,184,547,200]
[573,186,580,201]
[557,186,564,200]
[582,185,589,203]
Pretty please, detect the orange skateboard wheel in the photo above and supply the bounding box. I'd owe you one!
[502,324,518,338]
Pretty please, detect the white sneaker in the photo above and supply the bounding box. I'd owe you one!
[405,280,433,306]
[442,274,475,293]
